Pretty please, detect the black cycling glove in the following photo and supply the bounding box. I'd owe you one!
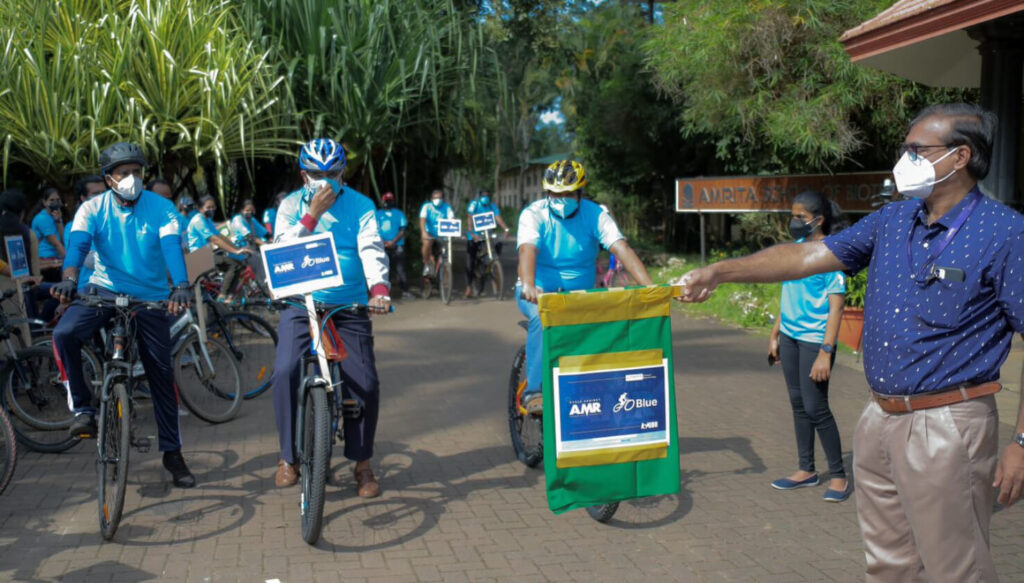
[168,283,193,307]
[52,279,78,303]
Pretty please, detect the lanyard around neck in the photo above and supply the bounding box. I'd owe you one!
[905,190,981,284]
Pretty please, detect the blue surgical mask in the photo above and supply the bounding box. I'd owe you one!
[548,197,578,218]
[305,177,342,198]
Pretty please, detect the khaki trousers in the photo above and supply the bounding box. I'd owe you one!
[854,396,999,582]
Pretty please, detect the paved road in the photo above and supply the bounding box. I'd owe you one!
[1,292,1021,582]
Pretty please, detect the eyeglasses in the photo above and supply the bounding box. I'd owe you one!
[898,143,953,163]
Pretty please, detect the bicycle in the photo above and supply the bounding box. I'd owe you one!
[507,319,619,523]
[0,403,14,495]
[169,301,244,424]
[202,294,278,401]
[420,237,454,304]
[470,230,505,300]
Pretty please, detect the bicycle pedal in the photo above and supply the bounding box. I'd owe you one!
[341,398,362,419]
[132,436,152,453]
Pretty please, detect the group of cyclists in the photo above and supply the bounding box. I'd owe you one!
[7,134,648,510]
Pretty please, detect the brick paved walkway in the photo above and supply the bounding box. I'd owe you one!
[1,293,1021,582]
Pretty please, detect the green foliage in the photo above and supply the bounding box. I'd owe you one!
[644,0,974,174]
[844,269,868,308]
[0,0,292,201]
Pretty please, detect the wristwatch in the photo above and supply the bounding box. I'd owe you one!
[820,343,835,354]
[1013,432,1024,449]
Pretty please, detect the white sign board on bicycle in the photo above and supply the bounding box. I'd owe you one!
[259,232,344,299]
[471,212,497,232]
[437,218,462,238]
[3,235,30,279]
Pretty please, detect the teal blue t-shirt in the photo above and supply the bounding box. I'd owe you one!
[375,208,407,246]
[186,213,219,252]
[32,210,62,258]
[779,240,847,344]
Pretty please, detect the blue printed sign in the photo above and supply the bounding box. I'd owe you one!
[437,218,462,238]
[4,235,30,279]
[259,233,344,299]
[471,212,496,232]
[553,362,670,458]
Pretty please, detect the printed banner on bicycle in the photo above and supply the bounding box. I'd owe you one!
[471,212,496,232]
[539,285,682,514]
[259,233,344,299]
[436,219,462,238]
[4,235,30,279]
[553,351,670,468]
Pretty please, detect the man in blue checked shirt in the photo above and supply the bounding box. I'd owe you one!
[679,103,1024,582]
[50,142,197,489]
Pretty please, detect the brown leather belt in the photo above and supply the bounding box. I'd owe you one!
[872,382,1001,414]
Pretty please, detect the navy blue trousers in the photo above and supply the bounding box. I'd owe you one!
[52,290,183,452]
[271,307,380,464]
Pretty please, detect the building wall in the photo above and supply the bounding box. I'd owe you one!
[496,165,546,209]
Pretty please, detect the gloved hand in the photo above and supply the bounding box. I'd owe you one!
[168,283,193,315]
[51,279,78,304]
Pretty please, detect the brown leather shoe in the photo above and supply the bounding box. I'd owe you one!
[275,459,299,488]
[355,467,381,498]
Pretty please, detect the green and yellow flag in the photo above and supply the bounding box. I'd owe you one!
[539,285,682,513]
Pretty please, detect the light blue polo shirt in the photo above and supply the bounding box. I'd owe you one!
[418,201,454,237]
[516,198,624,292]
[32,210,61,258]
[375,208,407,247]
[779,239,846,344]
[275,186,379,306]
[230,214,268,247]
[68,190,183,301]
[186,213,219,252]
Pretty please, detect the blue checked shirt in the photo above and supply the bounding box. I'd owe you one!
[824,187,1024,395]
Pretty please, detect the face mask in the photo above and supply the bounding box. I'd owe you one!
[382,200,393,209]
[47,200,62,211]
[203,209,215,219]
[110,175,142,202]
[892,148,958,199]
[242,212,253,219]
[432,199,442,207]
[548,197,579,219]
[480,196,490,206]
[306,177,342,197]
[788,218,818,240]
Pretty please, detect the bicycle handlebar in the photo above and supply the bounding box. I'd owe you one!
[81,293,167,312]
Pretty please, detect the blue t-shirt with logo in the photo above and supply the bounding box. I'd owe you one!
[186,213,219,252]
[32,210,62,258]
[276,186,382,306]
[375,208,408,247]
[67,190,184,301]
[779,239,847,344]
[418,201,455,237]
[466,199,501,236]
[230,214,268,247]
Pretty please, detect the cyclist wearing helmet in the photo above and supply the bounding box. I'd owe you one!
[464,189,509,298]
[418,189,455,278]
[516,160,652,414]
[229,198,270,248]
[50,142,197,488]
[376,191,409,296]
[270,138,390,495]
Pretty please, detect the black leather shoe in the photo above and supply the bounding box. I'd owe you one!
[69,412,97,438]
[162,450,196,488]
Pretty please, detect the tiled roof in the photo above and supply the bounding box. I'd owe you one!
[841,0,958,41]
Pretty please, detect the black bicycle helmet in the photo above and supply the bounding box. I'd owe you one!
[99,142,147,174]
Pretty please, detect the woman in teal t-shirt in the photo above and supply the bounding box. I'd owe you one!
[767,190,849,502]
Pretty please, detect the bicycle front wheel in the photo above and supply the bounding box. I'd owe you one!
[299,383,331,545]
[0,406,15,495]
[586,503,619,523]
[439,261,453,305]
[174,336,243,424]
[207,312,277,400]
[508,345,542,468]
[98,382,130,540]
[488,259,505,300]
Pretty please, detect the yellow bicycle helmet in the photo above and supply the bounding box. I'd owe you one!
[542,160,587,193]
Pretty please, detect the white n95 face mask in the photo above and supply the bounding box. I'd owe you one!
[892,148,958,199]
[111,174,142,202]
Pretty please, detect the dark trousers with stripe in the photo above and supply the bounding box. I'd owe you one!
[271,307,380,465]
[52,291,183,452]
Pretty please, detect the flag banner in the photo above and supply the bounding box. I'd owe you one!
[540,285,681,514]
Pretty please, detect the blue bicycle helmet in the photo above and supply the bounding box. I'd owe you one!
[298,138,346,173]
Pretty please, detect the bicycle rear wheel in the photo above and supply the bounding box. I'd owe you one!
[299,382,331,545]
[439,261,453,305]
[98,382,130,540]
[586,503,619,523]
[488,259,505,300]
[174,335,243,423]
[3,347,73,431]
[0,406,15,495]
[207,312,277,399]
[508,345,542,468]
